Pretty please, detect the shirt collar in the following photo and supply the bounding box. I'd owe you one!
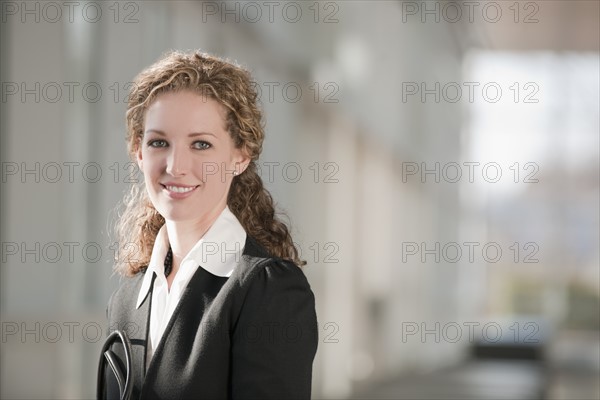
[135,206,246,309]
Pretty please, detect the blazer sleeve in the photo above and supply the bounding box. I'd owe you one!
[231,260,318,400]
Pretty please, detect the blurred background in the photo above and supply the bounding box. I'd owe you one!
[1,1,598,399]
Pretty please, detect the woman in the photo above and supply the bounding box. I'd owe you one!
[102,51,318,399]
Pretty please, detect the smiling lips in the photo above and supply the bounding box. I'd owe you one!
[161,183,200,198]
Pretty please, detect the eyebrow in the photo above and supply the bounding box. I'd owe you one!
[144,129,217,138]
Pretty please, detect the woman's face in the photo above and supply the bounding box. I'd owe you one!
[137,90,248,223]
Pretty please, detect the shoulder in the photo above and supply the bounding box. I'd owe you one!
[230,254,319,358]
[229,247,318,399]
[110,272,145,298]
[107,272,146,317]
[222,234,315,317]
[231,254,316,322]
[247,258,310,290]
[234,236,313,299]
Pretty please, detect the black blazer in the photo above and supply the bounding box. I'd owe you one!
[103,235,318,400]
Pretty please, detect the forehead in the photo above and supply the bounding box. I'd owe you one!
[144,90,228,134]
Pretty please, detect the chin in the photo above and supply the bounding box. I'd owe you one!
[158,208,190,221]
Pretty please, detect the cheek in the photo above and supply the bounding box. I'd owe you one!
[141,150,165,176]
[194,164,217,184]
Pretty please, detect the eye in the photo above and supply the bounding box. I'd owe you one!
[147,139,168,148]
[192,141,211,150]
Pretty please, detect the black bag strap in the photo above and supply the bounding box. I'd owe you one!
[96,330,134,400]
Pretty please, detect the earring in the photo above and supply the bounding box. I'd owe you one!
[233,171,238,176]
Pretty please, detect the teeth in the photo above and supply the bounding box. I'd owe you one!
[166,185,195,193]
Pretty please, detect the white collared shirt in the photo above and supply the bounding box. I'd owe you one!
[135,206,247,365]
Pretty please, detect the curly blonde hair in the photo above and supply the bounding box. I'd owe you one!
[114,50,305,276]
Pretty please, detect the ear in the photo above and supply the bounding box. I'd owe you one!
[233,148,250,174]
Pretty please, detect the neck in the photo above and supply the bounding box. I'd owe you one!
[164,205,226,274]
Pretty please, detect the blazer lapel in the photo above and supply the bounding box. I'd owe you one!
[129,272,154,384]
[141,267,229,395]
[138,236,272,397]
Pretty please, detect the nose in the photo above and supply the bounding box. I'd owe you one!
[165,145,191,177]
